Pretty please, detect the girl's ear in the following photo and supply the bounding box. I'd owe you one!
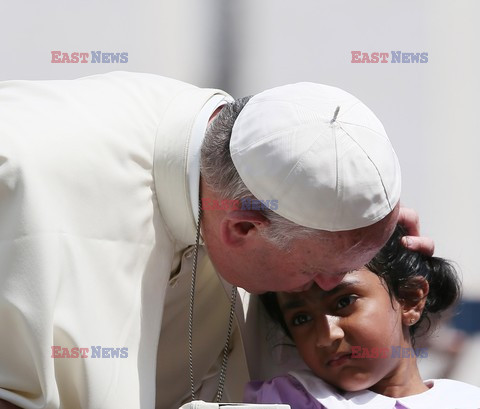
[399,277,429,327]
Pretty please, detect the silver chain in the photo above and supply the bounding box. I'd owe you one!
[188,200,237,402]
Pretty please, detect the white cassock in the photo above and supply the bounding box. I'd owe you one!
[0,71,254,409]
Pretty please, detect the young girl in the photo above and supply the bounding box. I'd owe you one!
[244,226,480,408]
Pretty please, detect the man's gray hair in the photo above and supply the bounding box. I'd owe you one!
[200,96,318,248]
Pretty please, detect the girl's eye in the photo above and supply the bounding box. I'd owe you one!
[336,295,358,310]
[291,313,312,327]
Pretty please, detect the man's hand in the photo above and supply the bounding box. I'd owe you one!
[399,206,435,256]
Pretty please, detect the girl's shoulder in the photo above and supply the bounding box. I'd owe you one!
[294,371,480,409]
[296,372,480,409]
[245,371,480,409]
[395,378,480,408]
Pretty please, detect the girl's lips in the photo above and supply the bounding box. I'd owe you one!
[327,353,352,367]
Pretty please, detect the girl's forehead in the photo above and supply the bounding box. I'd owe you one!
[277,268,384,308]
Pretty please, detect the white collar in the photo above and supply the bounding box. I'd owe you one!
[153,87,230,245]
[187,94,231,223]
[290,369,428,409]
[290,369,396,409]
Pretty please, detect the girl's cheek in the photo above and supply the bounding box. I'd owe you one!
[343,313,382,343]
[294,328,317,349]
[290,329,306,345]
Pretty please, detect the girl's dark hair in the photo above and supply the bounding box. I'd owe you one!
[260,225,462,343]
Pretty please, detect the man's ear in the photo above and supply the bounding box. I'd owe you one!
[220,210,270,247]
[399,276,429,326]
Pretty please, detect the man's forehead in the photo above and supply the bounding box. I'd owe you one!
[300,240,374,272]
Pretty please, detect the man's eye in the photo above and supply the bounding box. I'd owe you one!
[336,295,358,310]
[291,313,312,326]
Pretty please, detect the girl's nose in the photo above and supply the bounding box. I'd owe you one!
[315,315,344,348]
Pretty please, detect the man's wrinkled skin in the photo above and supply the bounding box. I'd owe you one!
[201,177,401,294]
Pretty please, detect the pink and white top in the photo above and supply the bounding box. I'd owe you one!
[245,369,480,409]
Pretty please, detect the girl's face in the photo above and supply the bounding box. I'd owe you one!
[277,268,418,395]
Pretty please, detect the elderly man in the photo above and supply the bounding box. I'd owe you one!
[0,72,431,409]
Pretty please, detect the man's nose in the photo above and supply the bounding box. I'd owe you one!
[315,315,344,348]
[313,273,345,291]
